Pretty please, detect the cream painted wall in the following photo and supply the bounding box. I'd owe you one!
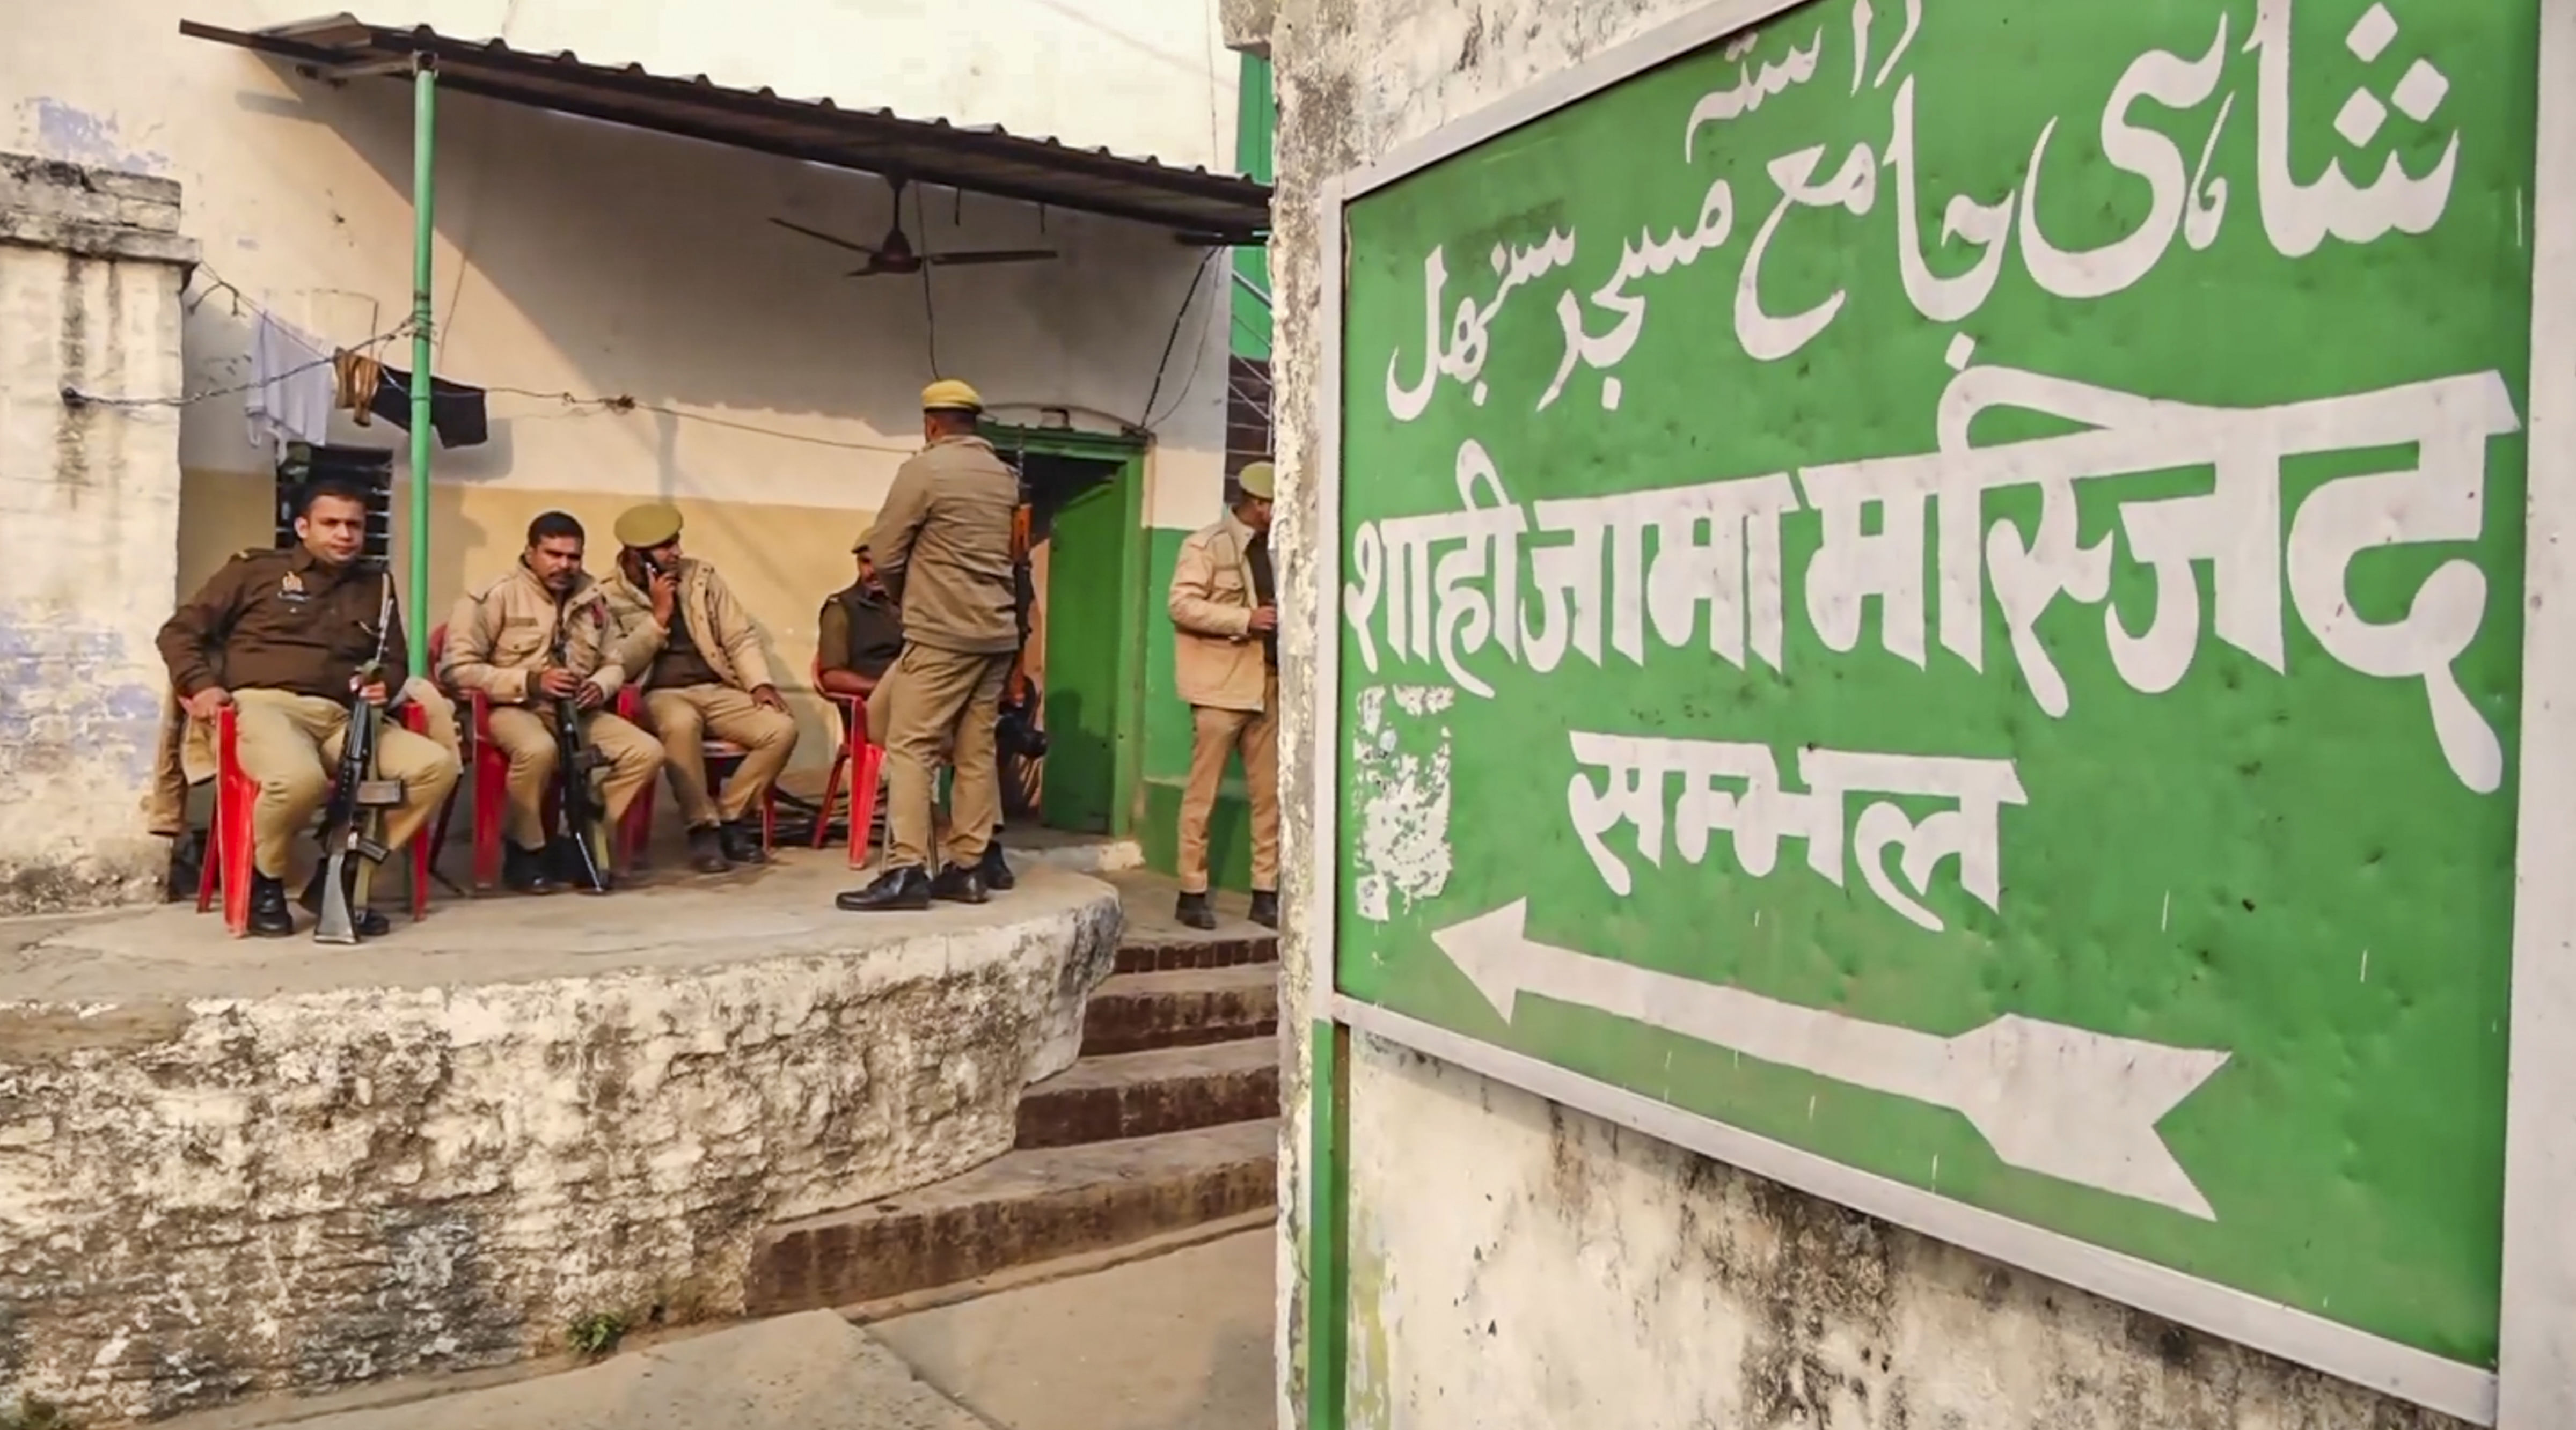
[3,0,1241,755]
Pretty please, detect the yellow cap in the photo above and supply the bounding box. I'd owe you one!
[1235,461,1276,500]
[613,502,683,549]
[850,523,873,554]
[921,378,984,413]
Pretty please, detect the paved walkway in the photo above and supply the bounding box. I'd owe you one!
[162,1314,990,1430]
[156,1197,1278,1430]
[871,1228,1276,1430]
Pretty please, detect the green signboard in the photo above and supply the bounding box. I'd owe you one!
[1329,0,2534,1385]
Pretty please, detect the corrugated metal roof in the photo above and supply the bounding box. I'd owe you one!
[178,13,1274,244]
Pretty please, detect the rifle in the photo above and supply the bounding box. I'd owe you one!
[997,498,1048,760]
[314,571,404,945]
[551,623,611,893]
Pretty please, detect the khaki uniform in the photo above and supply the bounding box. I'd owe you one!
[605,559,797,826]
[147,678,460,837]
[869,434,1020,869]
[1168,513,1279,893]
[156,547,460,879]
[442,563,665,850]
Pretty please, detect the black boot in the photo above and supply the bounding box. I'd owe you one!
[1248,890,1279,930]
[299,863,390,938]
[979,835,1015,892]
[838,866,932,912]
[686,824,732,875]
[720,819,769,866]
[1176,890,1217,931]
[248,871,295,938]
[930,864,989,905]
[506,842,565,896]
[550,835,613,895]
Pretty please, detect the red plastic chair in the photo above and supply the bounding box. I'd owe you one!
[196,699,434,937]
[811,658,887,869]
[426,622,645,891]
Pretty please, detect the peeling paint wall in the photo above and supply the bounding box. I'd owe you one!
[0,155,197,916]
[1260,2,2474,1426]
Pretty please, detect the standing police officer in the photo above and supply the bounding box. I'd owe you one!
[839,379,1020,911]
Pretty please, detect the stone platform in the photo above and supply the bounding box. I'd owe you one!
[0,860,1123,1424]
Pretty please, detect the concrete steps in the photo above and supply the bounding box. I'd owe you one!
[747,1120,1278,1315]
[1080,965,1279,1055]
[748,895,1283,1321]
[1016,1039,1280,1149]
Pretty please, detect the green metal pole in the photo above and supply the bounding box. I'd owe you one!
[406,58,438,677]
[1305,1018,1349,1430]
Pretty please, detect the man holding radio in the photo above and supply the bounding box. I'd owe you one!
[606,502,799,875]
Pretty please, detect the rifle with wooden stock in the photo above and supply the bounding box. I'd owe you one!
[996,497,1047,761]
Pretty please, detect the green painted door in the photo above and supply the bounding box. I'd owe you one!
[1042,468,1126,833]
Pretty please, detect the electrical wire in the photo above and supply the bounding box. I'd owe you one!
[917,181,947,381]
[478,385,920,454]
[62,323,415,409]
[1140,247,1220,430]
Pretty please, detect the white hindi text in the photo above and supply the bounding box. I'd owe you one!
[1345,361,2521,793]
[1567,732,2026,930]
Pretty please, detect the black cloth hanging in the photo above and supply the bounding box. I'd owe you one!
[368,364,491,448]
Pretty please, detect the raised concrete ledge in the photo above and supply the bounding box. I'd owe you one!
[1220,0,1276,56]
[0,152,199,266]
[0,862,1121,1424]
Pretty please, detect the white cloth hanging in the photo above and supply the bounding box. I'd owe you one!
[246,312,335,453]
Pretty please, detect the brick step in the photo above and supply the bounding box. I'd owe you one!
[1114,928,1278,974]
[1080,965,1278,1057]
[746,1119,1278,1316]
[1016,1039,1280,1149]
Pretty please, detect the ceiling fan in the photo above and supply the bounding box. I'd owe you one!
[770,175,1058,278]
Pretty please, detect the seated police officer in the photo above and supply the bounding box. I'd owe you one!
[156,476,462,937]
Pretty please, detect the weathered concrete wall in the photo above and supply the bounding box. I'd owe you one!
[0,871,1121,1424]
[1257,3,2467,1427]
[0,153,197,916]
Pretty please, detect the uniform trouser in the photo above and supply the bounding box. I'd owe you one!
[875,643,1012,871]
[483,706,665,851]
[644,684,799,826]
[231,688,461,880]
[149,678,460,837]
[1179,672,1280,894]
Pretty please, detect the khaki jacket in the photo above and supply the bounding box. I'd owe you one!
[1168,513,1269,713]
[603,558,778,692]
[440,563,628,705]
[872,434,1020,655]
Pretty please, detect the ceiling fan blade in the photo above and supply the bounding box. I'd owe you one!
[772,216,881,258]
[923,249,1062,267]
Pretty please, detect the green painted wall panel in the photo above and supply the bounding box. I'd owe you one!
[1235,52,1276,361]
[1332,0,2533,1366]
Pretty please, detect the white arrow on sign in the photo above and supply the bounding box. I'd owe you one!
[1432,900,2233,1219]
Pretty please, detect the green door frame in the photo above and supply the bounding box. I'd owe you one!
[984,421,1152,840]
